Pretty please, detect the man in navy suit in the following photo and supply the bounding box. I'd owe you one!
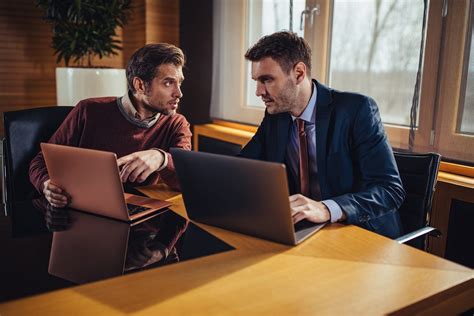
[240,31,405,238]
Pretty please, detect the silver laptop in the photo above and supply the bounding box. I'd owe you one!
[171,149,325,245]
[41,143,171,221]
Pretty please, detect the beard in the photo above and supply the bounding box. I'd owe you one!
[141,100,176,117]
[142,101,160,114]
[144,90,177,116]
[264,78,298,115]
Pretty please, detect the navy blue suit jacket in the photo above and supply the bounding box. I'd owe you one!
[240,80,405,238]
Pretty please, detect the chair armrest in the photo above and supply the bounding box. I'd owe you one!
[395,226,441,244]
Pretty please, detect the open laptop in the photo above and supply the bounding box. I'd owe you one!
[170,148,325,245]
[41,143,171,221]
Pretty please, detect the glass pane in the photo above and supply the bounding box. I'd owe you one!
[458,7,474,135]
[328,0,424,126]
[246,0,306,108]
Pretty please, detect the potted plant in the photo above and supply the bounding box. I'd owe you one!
[37,0,132,106]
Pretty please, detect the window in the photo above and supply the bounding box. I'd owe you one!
[306,0,473,162]
[328,0,424,127]
[211,0,474,163]
[211,0,259,125]
[211,0,305,125]
[459,31,474,135]
[309,0,444,152]
[246,0,305,108]
[458,2,474,136]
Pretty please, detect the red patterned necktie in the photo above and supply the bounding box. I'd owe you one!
[297,119,310,197]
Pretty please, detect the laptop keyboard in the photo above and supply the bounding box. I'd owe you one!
[294,219,318,232]
[126,204,152,215]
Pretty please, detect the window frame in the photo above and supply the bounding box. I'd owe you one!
[210,0,265,126]
[434,0,474,162]
[211,0,473,163]
[307,0,444,152]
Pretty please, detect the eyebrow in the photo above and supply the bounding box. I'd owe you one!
[254,74,273,82]
[163,76,185,83]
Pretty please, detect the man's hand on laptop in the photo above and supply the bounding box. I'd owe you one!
[43,179,70,208]
[289,194,330,224]
[117,149,165,183]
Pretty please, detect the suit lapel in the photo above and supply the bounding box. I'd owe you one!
[315,80,333,198]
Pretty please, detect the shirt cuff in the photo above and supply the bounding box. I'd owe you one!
[152,148,168,171]
[322,199,344,223]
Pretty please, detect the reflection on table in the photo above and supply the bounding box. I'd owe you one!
[48,208,188,283]
[0,196,234,301]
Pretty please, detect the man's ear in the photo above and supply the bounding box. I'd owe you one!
[293,62,307,84]
[133,77,146,95]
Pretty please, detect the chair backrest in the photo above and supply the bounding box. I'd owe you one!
[3,106,73,213]
[394,152,441,249]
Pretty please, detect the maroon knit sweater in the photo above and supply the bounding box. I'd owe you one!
[29,97,192,193]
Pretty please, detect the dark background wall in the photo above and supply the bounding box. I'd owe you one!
[179,0,213,126]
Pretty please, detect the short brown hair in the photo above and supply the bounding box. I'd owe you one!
[126,43,185,93]
[245,31,311,76]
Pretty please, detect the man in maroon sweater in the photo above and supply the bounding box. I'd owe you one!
[29,43,192,208]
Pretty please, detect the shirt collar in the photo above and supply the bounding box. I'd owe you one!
[291,82,317,124]
[120,91,160,126]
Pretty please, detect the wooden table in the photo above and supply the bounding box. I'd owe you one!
[1,186,472,315]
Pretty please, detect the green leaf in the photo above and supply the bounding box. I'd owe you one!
[36,0,131,66]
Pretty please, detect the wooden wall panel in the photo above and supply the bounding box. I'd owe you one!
[123,0,181,69]
[0,0,58,134]
[146,0,180,46]
[122,0,146,66]
[0,0,179,136]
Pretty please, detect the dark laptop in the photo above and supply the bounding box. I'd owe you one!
[170,148,325,245]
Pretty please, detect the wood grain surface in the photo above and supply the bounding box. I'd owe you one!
[0,185,472,315]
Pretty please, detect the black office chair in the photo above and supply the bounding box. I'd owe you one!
[394,152,442,250]
[2,106,73,216]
